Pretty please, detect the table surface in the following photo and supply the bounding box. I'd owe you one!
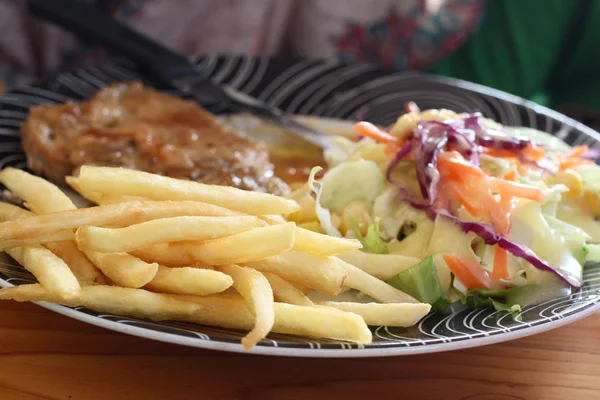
[1,301,599,400]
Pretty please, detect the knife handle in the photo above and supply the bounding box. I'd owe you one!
[27,0,191,81]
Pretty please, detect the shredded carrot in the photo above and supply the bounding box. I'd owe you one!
[354,122,398,144]
[556,145,595,171]
[437,151,545,234]
[517,164,534,175]
[488,178,547,203]
[559,157,594,171]
[492,245,509,280]
[482,148,518,159]
[442,254,501,290]
[567,145,589,158]
[503,170,518,181]
[522,143,545,162]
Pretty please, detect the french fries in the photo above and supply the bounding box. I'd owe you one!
[97,194,150,205]
[84,251,158,288]
[245,250,348,296]
[0,200,240,250]
[0,202,103,285]
[75,216,263,253]
[145,266,233,296]
[45,241,106,285]
[315,302,432,327]
[179,296,373,344]
[0,168,75,214]
[338,259,418,304]
[6,246,81,299]
[337,250,421,280]
[66,175,103,204]
[262,272,314,306]
[76,166,300,215]
[0,171,108,284]
[0,165,434,350]
[0,284,199,320]
[134,223,296,265]
[262,215,362,256]
[218,265,274,349]
[293,227,361,256]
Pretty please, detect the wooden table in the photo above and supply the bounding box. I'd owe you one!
[1,301,598,400]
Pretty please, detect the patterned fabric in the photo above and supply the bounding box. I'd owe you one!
[0,0,484,88]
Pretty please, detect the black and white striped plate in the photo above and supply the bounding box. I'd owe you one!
[1,56,599,357]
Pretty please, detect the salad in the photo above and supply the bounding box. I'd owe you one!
[299,104,600,314]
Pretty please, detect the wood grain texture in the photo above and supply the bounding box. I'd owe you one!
[0,301,599,400]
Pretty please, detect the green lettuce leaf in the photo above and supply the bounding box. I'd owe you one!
[387,256,451,312]
[350,216,388,254]
[460,287,523,318]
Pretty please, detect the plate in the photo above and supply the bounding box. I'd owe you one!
[1,56,600,357]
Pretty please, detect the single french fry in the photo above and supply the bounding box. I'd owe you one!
[66,176,103,204]
[134,223,295,266]
[84,251,158,288]
[0,200,240,250]
[297,221,323,233]
[260,215,286,224]
[287,193,317,223]
[77,166,300,215]
[144,265,233,296]
[336,258,418,303]
[261,216,361,256]
[289,281,311,295]
[6,246,80,298]
[245,250,347,296]
[293,227,361,256]
[97,194,150,205]
[0,284,199,321]
[75,216,262,253]
[45,241,106,285]
[337,250,421,280]
[0,168,75,214]
[179,295,372,345]
[262,272,314,306]
[218,265,274,349]
[315,301,432,327]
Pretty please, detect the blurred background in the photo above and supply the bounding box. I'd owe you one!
[1,0,599,129]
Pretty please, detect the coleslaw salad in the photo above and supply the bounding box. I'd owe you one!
[307,104,600,314]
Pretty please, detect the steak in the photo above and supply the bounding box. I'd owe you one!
[20,82,289,195]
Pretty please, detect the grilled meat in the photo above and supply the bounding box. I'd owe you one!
[20,82,289,195]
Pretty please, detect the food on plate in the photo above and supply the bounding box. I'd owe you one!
[73,165,299,215]
[0,166,430,348]
[84,250,158,288]
[308,103,600,314]
[4,98,595,348]
[20,82,290,195]
[144,266,234,296]
[0,284,200,321]
[74,215,264,253]
[217,264,275,349]
[314,301,433,327]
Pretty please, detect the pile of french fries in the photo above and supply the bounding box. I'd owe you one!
[0,166,431,349]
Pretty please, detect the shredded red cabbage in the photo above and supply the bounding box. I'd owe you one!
[386,114,548,204]
[582,147,600,159]
[463,115,531,150]
[386,141,413,183]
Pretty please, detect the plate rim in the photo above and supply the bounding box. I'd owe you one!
[13,290,598,357]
